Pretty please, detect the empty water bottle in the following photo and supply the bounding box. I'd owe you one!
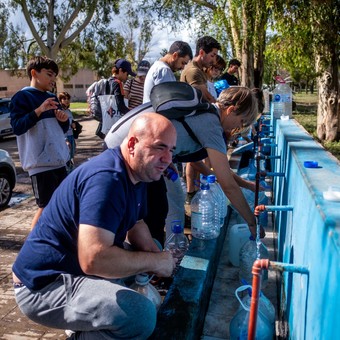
[229,285,274,340]
[239,187,269,227]
[239,236,269,287]
[191,183,219,240]
[164,220,189,274]
[207,175,228,228]
[272,76,292,119]
[130,273,162,311]
[237,283,276,327]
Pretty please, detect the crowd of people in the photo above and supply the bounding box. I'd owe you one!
[9,35,264,339]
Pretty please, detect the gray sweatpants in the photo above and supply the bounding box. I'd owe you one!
[14,274,156,339]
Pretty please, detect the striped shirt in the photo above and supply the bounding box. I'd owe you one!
[123,78,144,109]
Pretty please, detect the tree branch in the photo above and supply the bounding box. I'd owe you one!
[19,0,48,55]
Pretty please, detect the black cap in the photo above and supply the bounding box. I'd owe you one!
[115,59,136,77]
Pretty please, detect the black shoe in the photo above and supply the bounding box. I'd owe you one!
[185,191,197,205]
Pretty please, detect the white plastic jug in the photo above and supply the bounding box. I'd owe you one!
[228,224,251,267]
[229,285,274,340]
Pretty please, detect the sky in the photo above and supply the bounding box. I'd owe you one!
[10,5,197,64]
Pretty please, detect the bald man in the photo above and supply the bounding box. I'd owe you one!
[12,113,177,340]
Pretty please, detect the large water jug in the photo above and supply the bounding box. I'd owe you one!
[164,220,189,275]
[272,77,292,119]
[207,175,228,228]
[229,285,274,340]
[228,224,251,267]
[239,237,269,287]
[130,273,162,311]
[236,284,276,327]
[238,187,269,227]
[191,183,219,240]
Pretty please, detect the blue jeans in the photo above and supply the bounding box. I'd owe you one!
[14,274,156,339]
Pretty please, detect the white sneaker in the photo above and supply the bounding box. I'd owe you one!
[65,330,75,337]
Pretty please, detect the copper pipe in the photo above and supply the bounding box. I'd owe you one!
[248,259,270,340]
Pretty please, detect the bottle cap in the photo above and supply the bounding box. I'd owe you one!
[135,273,150,285]
[171,220,183,233]
[303,161,318,168]
[165,167,178,181]
[207,175,216,183]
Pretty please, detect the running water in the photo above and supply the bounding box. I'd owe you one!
[256,218,261,260]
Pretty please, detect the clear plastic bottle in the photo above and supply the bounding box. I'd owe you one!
[190,183,219,240]
[237,284,276,327]
[239,187,268,227]
[239,237,269,287]
[207,175,228,228]
[164,220,189,274]
[130,273,162,311]
[272,78,292,119]
[229,285,274,340]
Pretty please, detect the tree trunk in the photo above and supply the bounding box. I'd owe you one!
[316,71,339,141]
[240,0,254,88]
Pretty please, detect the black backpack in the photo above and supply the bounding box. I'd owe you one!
[107,82,219,162]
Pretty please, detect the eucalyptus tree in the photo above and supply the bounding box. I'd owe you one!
[0,3,26,69]
[269,0,340,141]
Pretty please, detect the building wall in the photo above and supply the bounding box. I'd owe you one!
[0,68,98,101]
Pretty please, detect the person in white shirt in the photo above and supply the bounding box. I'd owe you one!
[143,41,193,103]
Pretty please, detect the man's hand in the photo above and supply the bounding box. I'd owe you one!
[55,109,69,122]
[35,98,60,117]
[153,251,177,277]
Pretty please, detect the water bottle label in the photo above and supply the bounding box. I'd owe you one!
[191,211,202,230]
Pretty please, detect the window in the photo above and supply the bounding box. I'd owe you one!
[64,84,73,89]
[75,84,84,89]
[0,87,7,91]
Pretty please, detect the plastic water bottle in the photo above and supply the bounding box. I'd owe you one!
[164,220,189,274]
[229,285,274,340]
[227,224,251,267]
[237,284,276,327]
[272,77,292,119]
[130,273,162,311]
[206,175,227,228]
[238,187,268,227]
[239,236,269,287]
[191,183,219,240]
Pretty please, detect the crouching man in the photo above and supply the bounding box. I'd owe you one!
[12,113,177,339]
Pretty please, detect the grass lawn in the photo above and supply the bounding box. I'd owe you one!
[293,92,340,161]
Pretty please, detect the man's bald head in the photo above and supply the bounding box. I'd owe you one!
[121,113,177,183]
[128,113,176,140]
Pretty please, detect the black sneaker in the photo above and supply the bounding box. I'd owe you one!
[185,191,197,205]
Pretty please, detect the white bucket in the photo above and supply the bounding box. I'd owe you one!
[228,223,251,267]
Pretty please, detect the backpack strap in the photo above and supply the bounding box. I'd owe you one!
[176,117,201,144]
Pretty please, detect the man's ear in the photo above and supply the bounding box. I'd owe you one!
[127,136,137,153]
[225,105,235,116]
[198,49,205,58]
[172,51,179,61]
